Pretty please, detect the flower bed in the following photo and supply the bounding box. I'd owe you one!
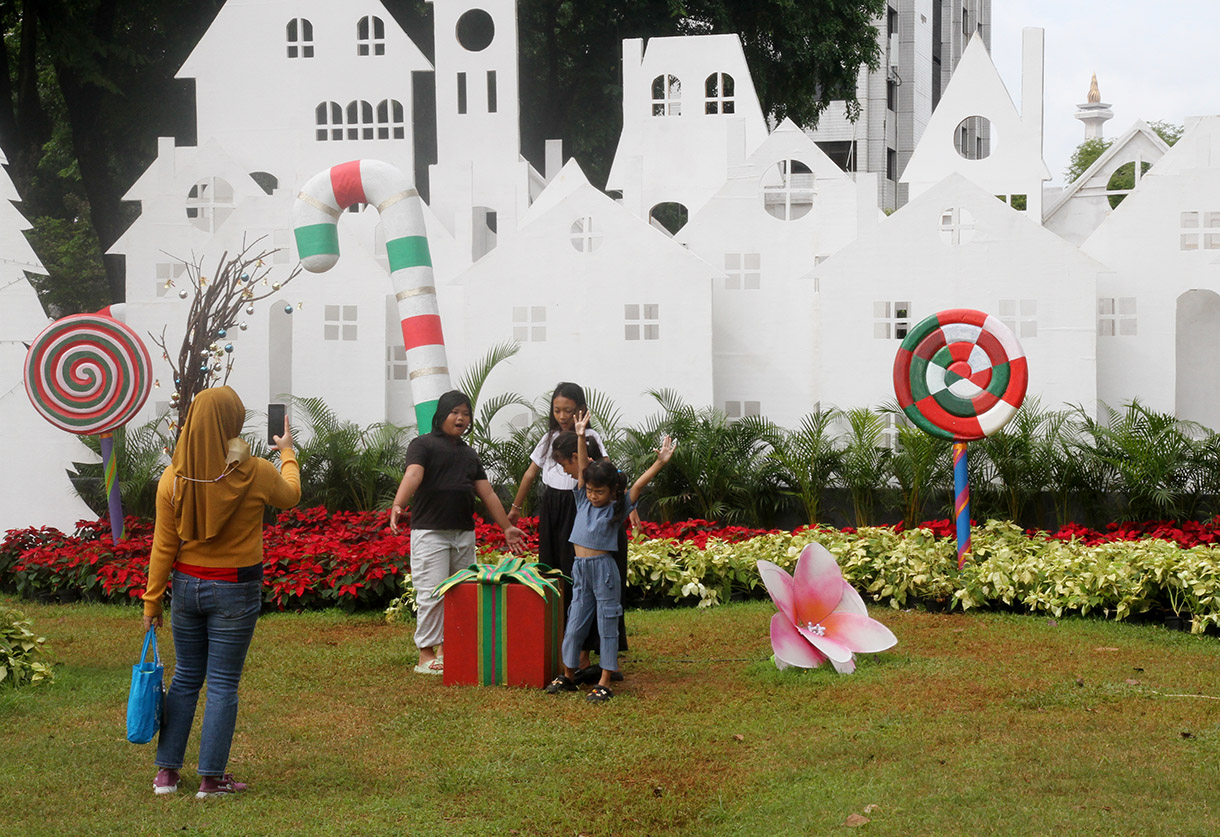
[3,511,1220,631]
[0,508,537,612]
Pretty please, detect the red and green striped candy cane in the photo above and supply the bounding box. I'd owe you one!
[293,160,449,432]
[893,308,1028,568]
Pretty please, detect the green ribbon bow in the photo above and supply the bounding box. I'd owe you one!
[433,556,565,599]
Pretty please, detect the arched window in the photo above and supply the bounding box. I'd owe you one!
[346,100,374,140]
[315,102,342,141]
[185,177,234,233]
[651,75,681,116]
[249,172,278,195]
[286,18,314,58]
[705,73,735,114]
[357,15,386,56]
[376,99,405,140]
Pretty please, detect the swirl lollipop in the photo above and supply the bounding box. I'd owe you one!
[24,313,153,540]
[893,309,1028,568]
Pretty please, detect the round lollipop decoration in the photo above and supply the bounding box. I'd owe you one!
[893,308,1027,568]
[24,313,153,541]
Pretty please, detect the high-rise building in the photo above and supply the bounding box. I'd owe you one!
[804,0,991,211]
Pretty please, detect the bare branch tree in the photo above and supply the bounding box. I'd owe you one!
[150,236,302,435]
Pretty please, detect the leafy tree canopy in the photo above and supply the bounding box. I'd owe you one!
[1065,120,1182,183]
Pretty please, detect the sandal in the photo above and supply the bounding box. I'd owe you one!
[543,674,577,694]
[586,685,614,703]
[413,659,443,675]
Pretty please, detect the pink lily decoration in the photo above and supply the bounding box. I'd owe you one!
[758,543,897,673]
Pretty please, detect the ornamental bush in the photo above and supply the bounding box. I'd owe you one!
[0,608,55,688]
[5,511,1220,632]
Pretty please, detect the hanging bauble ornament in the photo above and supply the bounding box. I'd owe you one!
[217,328,227,338]
[272,282,282,291]
[178,289,189,299]
[239,322,248,331]
[224,344,233,353]
[246,304,255,315]
[283,304,294,314]
[240,273,249,282]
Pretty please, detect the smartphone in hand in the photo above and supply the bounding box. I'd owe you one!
[268,403,286,447]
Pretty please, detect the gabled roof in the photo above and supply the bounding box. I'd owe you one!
[1043,120,1171,220]
[902,33,1050,189]
[821,173,1099,272]
[178,0,430,80]
[458,156,719,284]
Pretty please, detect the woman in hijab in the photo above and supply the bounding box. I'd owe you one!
[389,390,525,674]
[142,387,300,798]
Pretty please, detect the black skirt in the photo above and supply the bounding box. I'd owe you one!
[538,485,628,653]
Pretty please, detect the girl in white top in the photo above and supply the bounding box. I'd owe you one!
[508,382,623,678]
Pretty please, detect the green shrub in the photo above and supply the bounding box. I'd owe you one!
[0,608,55,688]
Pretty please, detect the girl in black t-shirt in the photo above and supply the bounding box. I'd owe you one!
[389,390,525,675]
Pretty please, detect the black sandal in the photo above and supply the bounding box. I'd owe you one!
[586,685,614,703]
[543,675,577,694]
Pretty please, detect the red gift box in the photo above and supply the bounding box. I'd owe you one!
[442,580,560,688]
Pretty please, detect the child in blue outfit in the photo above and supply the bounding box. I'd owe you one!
[544,411,675,703]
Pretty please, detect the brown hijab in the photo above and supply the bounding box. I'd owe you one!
[170,386,257,542]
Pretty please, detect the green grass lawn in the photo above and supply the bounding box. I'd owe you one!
[3,594,1220,836]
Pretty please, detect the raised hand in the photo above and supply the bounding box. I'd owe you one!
[656,435,677,465]
[573,410,591,435]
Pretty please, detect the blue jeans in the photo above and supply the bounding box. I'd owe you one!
[562,554,622,671]
[155,571,262,777]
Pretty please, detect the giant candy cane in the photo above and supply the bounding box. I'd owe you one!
[292,160,450,432]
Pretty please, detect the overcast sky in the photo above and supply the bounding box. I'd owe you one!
[990,1,1220,186]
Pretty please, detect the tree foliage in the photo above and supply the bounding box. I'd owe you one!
[1064,120,1183,184]
[0,0,224,310]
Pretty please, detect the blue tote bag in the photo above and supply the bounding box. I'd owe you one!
[126,626,164,744]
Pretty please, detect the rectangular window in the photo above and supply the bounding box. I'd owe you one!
[882,412,911,451]
[625,303,660,341]
[887,79,898,112]
[155,262,186,297]
[1098,297,1136,337]
[457,73,467,115]
[724,401,761,421]
[324,304,358,341]
[887,5,898,37]
[512,305,546,342]
[874,300,910,339]
[1181,210,1220,250]
[386,345,409,381]
[487,71,497,114]
[887,148,897,182]
[724,253,761,290]
[998,298,1038,339]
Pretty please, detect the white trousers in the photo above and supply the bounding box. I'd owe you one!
[410,528,476,650]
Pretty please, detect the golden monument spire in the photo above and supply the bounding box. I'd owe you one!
[1087,73,1101,104]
